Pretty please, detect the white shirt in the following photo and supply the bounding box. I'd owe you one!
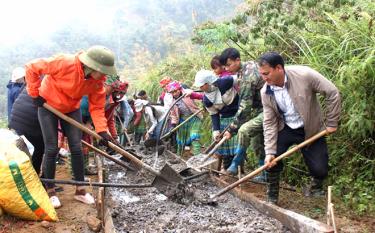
[271,75,304,129]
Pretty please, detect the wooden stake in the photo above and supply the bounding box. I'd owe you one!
[327,186,332,226]
[238,165,242,189]
[330,203,337,233]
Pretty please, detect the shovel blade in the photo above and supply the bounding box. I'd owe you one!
[151,163,183,196]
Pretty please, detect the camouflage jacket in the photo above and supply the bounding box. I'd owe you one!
[229,61,264,133]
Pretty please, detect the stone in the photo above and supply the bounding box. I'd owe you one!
[86,215,102,232]
[41,220,51,228]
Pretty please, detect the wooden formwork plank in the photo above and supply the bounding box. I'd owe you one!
[95,154,105,221]
[211,176,334,233]
[104,207,116,233]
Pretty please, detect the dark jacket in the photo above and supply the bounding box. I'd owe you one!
[9,88,42,137]
[7,81,24,124]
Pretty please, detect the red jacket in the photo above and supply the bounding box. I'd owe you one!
[25,53,108,133]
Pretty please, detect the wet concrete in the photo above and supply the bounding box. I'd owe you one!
[105,147,291,232]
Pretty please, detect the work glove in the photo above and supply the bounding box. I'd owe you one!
[98,131,115,147]
[33,96,46,107]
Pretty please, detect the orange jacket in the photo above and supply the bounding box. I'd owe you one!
[25,53,108,133]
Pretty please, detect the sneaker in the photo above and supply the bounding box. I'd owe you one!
[59,148,69,158]
[50,196,62,209]
[74,192,95,205]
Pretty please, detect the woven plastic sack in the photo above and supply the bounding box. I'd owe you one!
[0,129,58,221]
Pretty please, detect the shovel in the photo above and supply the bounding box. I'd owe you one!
[186,136,228,171]
[160,108,204,141]
[43,103,183,195]
[210,130,329,200]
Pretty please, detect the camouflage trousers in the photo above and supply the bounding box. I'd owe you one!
[237,112,265,161]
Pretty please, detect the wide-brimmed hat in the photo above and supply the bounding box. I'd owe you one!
[78,45,117,76]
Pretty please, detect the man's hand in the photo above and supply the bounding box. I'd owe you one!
[33,96,46,107]
[223,131,232,140]
[326,127,337,134]
[98,131,114,147]
[144,132,150,140]
[213,130,221,141]
[264,154,277,169]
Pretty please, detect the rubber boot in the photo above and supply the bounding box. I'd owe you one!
[266,171,280,204]
[304,178,325,197]
[222,155,234,170]
[226,147,246,175]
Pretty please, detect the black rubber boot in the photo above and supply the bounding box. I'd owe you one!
[304,178,325,197]
[266,171,280,204]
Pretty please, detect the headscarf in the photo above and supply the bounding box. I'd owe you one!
[166,81,182,93]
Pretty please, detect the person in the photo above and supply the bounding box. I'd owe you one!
[7,67,25,124]
[167,81,203,156]
[136,90,148,100]
[211,55,232,77]
[158,76,178,152]
[194,70,239,170]
[25,45,118,208]
[9,87,44,175]
[80,77,128,169]
[133,99,166,142]
[158,76,174,108]
[219,48,265,177]
[258,51,341,204]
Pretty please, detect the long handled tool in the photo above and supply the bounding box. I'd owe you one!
[160,108,204,141]
[203,124,231,154]
[186,136,228,171]
[210,130,329,199]
[81,140,134,171]
[40,178,152,188]
[43,103,183,194]
[115,114,132,147]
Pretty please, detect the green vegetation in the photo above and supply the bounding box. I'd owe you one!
[139,0,375,215]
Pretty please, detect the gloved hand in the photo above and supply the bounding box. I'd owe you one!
[98,131,114,147]
[213,130,221,141]
[228,122,238,135]
[33,96,46,107]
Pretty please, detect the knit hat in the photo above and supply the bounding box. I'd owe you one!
[111,80,128,93]
[193,70,217,87]
[159,76,172,87]
[166,81,182,93]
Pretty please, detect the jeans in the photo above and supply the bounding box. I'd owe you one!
[38,107,84,189]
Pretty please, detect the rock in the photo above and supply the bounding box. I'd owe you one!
[41,220,51,228]
[86,215,102,232]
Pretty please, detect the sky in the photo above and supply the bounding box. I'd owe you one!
[0,0,120,45]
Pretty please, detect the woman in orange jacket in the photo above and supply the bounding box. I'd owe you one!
[25,45,117,208]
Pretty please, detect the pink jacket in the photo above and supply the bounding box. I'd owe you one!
[170,92,203,124]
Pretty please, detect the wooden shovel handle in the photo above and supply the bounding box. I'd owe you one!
[202,136,228,162]
[43,103,160,176]
[203,124,231,154]
[211,129,329,199]
[161,108,204,140]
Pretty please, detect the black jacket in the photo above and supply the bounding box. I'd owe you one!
[9,88,42,137]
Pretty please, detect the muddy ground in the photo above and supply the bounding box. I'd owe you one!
[105,147,291,233]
